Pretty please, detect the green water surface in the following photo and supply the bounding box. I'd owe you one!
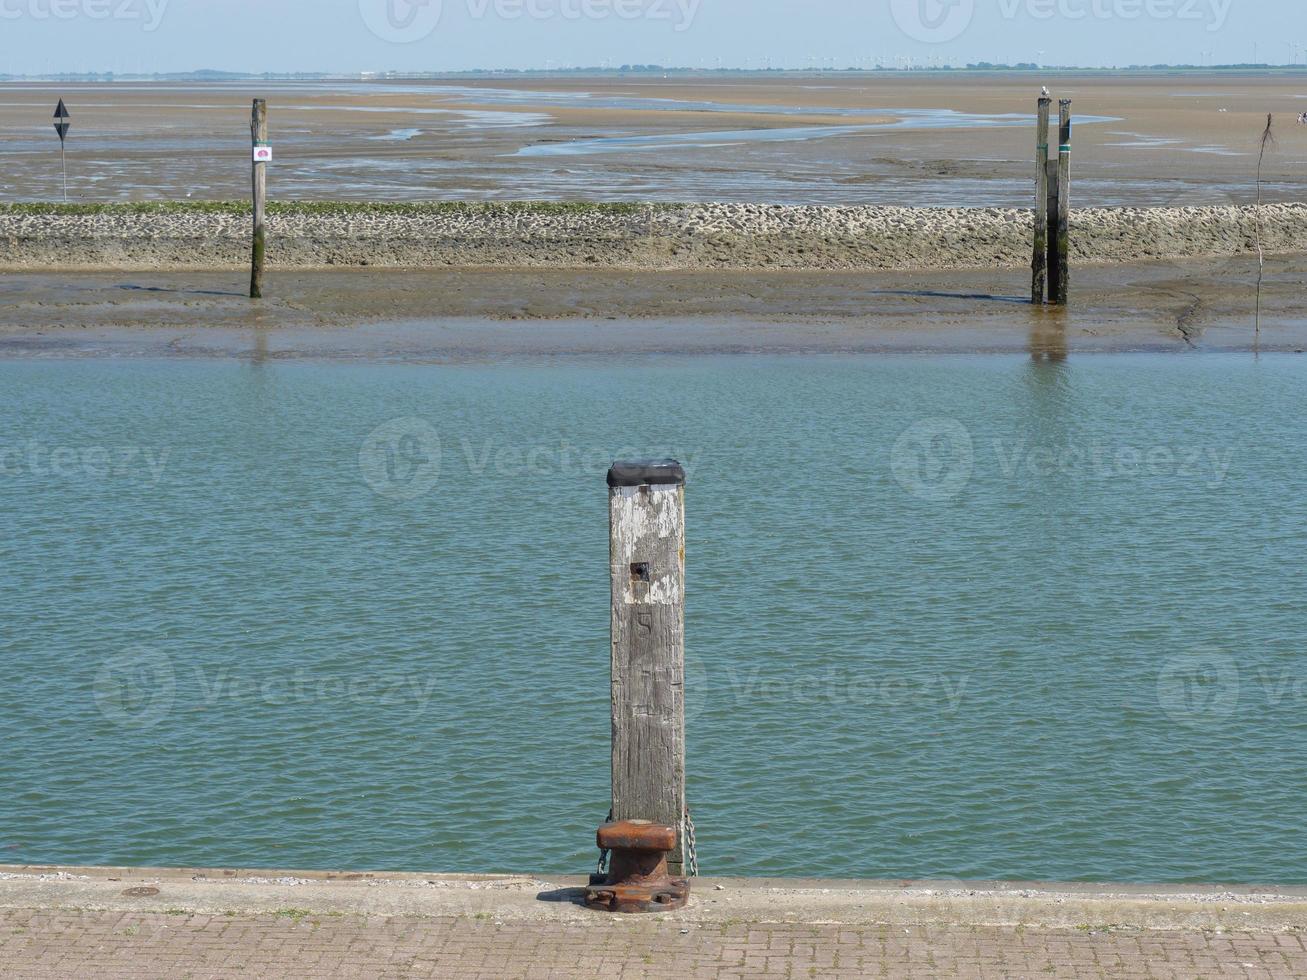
[2,353,1304,882]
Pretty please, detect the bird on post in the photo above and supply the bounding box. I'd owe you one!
[1041,86,1051,98]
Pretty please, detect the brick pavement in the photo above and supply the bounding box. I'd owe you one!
[3,908,1306,979]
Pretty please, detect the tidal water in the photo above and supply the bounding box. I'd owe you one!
[3,353,1305,883]
[513,110,1116,157]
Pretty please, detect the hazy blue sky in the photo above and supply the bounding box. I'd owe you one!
[0,0,1301,75]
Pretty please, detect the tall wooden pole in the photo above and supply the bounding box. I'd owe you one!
[1052,99,1072,306]
[250,99,268,300]
[1032,97,1051,304]
[1046,156,1060,302]
[607,460,687,878]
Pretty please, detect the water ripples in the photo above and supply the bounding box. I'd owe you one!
[2,353,1305,882]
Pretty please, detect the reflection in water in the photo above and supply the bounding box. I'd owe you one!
[1030,313,1068,364]
[251,326,270,366]
[1022,311,1075,465]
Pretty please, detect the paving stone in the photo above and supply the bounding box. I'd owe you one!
[1,910,1304,978]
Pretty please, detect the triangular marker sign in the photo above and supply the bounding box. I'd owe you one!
[55,121,70,140]
[54,99,69,119]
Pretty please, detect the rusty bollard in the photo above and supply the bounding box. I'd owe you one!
[584,820,689,913]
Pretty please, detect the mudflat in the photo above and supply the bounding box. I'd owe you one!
[3,71,1301,353]
[2,256,1303,356]
[1,72,1301,206]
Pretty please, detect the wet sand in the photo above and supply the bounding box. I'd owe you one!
[1,72,1303,207]
[3,257,1304,357]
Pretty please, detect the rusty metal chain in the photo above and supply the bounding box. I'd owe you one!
[596,808,614,877]
[683,805,699,878]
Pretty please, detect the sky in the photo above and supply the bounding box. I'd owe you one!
[0,0,1301,75]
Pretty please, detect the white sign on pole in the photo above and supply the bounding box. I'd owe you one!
[253,145,273,163]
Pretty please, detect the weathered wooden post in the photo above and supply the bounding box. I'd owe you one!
[249,99,268,300]
[1051,99,1072,306]
[1045,162,1060,304]
[1032,96,1051,304]
[604,460,687,879]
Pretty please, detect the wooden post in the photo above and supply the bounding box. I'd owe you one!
[1046,157,1060,302]
[250,99,268,300]
[1052,99,1072,306]
[1032,97,1051,304]
[607,460,687,878]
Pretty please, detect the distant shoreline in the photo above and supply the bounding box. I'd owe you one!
[2,201,1303,273]
[5,66,1307,84]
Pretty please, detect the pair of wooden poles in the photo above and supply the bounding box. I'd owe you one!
[1033,97,1072,306]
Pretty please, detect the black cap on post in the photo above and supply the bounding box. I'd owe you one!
[607,459,686,489]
